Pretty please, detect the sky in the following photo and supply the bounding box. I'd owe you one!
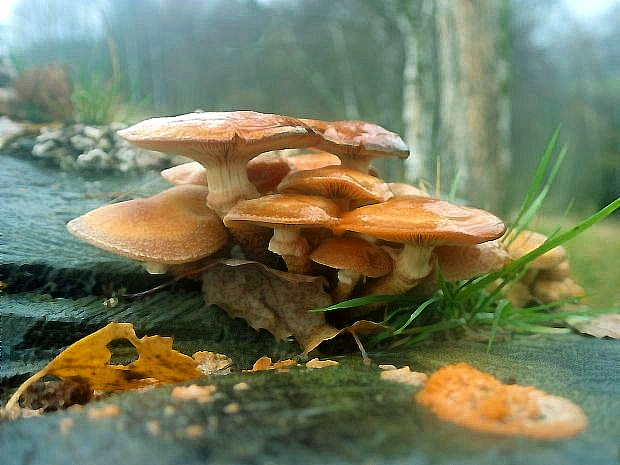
[0,0,618,25]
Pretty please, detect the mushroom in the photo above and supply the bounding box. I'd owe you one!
[284,150,341,172]
[276,165,393,210]
[334,197,506,296]
[310,236,393,302]
[300,119,409,173]
[223,193,341,274]
[67,185,228,274]
[246,153,292,194]
[387,182,431,198]
[159,155,292,194]
[409,240,510,297]
[501,230,584,306]
[432,240,510,281]
[505,230,567,269]
[531,276,585,304]
[161,161,208,186]
[118,111,320,216]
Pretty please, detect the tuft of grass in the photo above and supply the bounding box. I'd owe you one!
[313,131,620,352]
[72,72,123,125]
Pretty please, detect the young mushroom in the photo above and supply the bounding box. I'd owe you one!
[223,193,341,274]
[310,236,393,302]
[276,165,393,210]
[300,119,410,173]
[501,230,584,306]
[118,111,320,217]
[161,161,208,186]
[334,197,506,296]
[67,185,228,274]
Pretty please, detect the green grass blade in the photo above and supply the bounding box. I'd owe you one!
[310,295,417,312]
[393,295,442,334]
[508,127,561,234]
[458,196,620,301]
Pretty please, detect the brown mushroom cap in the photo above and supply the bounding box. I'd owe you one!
[300,118,409,172]
[334,197,506,246]
[118,111,320,216]
[506,230,567,269]
[67,185,227,266]
[310,236,392,278]
[277,165,393,205]
[119,111,318,161]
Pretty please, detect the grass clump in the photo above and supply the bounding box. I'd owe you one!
[314,130,620,351]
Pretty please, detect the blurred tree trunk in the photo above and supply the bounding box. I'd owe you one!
[388,0,510,212]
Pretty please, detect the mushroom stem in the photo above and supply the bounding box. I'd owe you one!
[205,161,260,216]
[363,243,433,296]
[332,269,363,302]
[268,226,312,274]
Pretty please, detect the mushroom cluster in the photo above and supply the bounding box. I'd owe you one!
[500,231,585,307]
[70,111,588,346]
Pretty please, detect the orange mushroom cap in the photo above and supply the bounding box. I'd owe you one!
[67,185,227,266]
[310,236,392,278]
[335,197,506,246]
[277,165,393,205]
[223,193,341,230]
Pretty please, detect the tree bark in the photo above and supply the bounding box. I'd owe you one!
[394,0,510,212]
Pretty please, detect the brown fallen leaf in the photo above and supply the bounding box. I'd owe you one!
[202,259,339,354]
[3,322,201,413]
[568,313,620,339]
[416,363,587,439]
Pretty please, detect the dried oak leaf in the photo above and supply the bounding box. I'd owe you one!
[4,322,201,413]
[380,366,428,388]
[248,356,298,371]
[193,351,234,375]
[568,313,620,339]
[201,259,339,354]
[416,363,587,439]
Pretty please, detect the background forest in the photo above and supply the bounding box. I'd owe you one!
[0,0,618,217]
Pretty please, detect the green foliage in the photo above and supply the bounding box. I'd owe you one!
[313,132,620,351]
[71,73,122,125]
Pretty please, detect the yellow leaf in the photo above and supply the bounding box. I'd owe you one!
[3,322,201,413]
